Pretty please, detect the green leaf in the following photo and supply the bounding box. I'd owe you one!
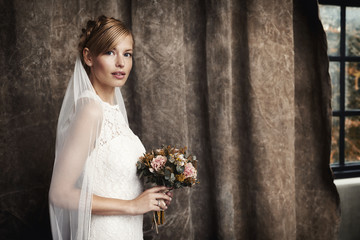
[165,168,171,176]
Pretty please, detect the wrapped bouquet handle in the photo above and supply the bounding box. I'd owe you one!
[152,210,165,233]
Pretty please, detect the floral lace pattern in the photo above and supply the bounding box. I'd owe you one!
[90,103,145,240]
[98,104,135,146]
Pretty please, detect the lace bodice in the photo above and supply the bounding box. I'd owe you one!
[90,102,145,240]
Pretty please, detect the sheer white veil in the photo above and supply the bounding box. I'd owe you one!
[49,57,128,239]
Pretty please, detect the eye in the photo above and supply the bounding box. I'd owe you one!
[124,52,132,57]
[105,51,115,56]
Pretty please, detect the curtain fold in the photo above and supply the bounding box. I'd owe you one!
[0,0,340,239]
[293,0,340,239]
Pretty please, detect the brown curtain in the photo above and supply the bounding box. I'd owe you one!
[0,0,340,239]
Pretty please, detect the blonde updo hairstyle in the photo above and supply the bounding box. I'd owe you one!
[78,15,133,74]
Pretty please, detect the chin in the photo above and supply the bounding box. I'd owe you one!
[115,81,127,87]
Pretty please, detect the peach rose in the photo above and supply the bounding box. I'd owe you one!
[151,155,167,171]
[183,163,197,178]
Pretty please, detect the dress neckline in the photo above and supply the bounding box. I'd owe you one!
[94,93,118,109]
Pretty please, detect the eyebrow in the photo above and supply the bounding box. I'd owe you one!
[111,47,133,52]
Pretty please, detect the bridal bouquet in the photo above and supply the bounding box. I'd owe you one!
[136,145,198,232]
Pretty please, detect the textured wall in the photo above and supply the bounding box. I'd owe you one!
[1,1,54,238]
[0,0,340,239]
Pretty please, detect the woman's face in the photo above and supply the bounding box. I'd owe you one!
[86,34,134,91]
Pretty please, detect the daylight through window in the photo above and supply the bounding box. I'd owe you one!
[319,0,360,178]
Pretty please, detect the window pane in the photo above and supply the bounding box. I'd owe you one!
[329,61,340,111]
[345,116,360,163]
[331,117,340,164]
[319,5,341,56]
[345,62,360,109]
[346,7,360,57]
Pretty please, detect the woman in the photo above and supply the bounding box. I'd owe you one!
[49,15,172,240]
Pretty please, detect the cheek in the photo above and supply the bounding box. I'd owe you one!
[99,59,110,71]
[94,60,110,76]
[127,60,133,72]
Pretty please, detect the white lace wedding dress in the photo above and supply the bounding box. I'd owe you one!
[89,101,145,240]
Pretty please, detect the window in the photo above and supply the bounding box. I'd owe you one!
[319,0,360,178]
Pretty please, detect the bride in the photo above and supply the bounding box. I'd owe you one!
[49,15,172,240]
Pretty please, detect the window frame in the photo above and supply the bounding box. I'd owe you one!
[319,0,360,178]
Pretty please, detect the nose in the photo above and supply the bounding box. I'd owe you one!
[116,55,125,68]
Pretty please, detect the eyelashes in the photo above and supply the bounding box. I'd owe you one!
[105,51,115,55]
[104,51,132,57]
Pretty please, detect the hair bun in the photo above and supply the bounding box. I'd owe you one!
[78,19,99,53]
[86,19,97,31]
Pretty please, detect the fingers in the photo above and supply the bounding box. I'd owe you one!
[166,191,173,198]
[153,192,172,202]
[164,190,173,206]
[159,200,167,209]
[142,186,173,212]
[146,186,169,193]
[152,193,171,209]
[153,199,167,210]
[158,200,167,209]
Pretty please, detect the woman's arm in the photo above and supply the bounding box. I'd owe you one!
[49,100,103,209]
[92,186,172,215]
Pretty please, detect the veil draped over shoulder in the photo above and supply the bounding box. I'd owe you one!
[49,57,128,239]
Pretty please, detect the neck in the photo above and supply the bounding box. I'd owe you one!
[90,79,115,105]
[96,88,115,105]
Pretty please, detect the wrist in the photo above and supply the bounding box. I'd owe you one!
[126,199,138,215]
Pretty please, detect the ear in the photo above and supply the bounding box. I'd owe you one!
[82,48,93,67]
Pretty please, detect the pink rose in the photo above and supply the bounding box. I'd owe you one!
[151,155,167,171]
[183,163,197,178]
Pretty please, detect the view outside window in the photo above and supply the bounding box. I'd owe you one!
[320,5,341,56]
[319,5,360,165]
[345,7,360,57]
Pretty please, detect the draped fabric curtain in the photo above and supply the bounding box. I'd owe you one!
[0,0,340,239]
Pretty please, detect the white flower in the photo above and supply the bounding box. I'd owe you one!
[178,154,186,161]
[176,154,187,166]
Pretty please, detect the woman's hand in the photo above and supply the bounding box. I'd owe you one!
[130,186,172,215]
[164,189,173,206]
